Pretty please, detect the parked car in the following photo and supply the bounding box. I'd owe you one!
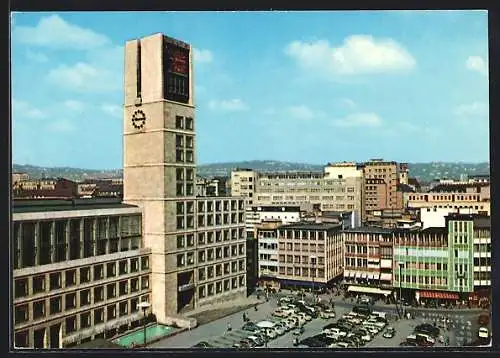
[366,318,386,329]
[272,309,289,318]
[247,335,264,347]
[239,339,254,348]
[478,327,489,339]
[415,324,440,338]
[192,341,212,348]
[383,327,396,339]
[272,325,286,336]
[478,314,490,326]
[400,341,418,347]
[264,328,277,339]
[324,328,347,337]
[407,334,435,347]
[320,309,336,319]
[335,341,350,348]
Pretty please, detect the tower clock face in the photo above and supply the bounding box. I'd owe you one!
[132,110,146,130]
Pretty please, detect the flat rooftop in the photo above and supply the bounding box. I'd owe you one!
[278,222,342,231]
[12,198,138,214]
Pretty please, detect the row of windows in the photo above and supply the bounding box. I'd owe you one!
[395,275,450,285]
[14,277,149,324]
[177,246,245,267]
[278,266,325,277]
[278,243,326,252]
[198,275,245,298]
[278,230,327,240]
[13,216,142,269]
[197,261,246,281]
[14,256,149,299]
[193,213,245,227]
[278,255,325,265]
[197,199,245,212]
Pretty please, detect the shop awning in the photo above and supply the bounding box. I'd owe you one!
[419,290,459,300]
[347,285,392,296]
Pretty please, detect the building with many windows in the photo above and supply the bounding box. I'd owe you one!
[276,223,344,289]
[406,192,490,216]
[343,227,395,290]
[245,205,301,239]
[12,198,151,349]
[393,214,490,306]
[122,33,247,321]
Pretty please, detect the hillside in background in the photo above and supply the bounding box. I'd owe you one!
[13,161,490,183]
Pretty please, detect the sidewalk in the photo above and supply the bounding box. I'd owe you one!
[275,289,487,314]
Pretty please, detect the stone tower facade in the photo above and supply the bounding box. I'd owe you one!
[123,34,196,322]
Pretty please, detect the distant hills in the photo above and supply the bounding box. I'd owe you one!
[13,161,490,183]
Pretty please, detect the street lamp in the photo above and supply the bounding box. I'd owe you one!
[398,262,404,317]
[310,255,317,302]
[457,272,466,308]
[137,301,151,347]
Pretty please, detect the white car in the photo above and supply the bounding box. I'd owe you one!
[359,333,372,342]
[366,319,386,329]
[272,325,286,336]
[347,317,363,325]
[363,326,380,335]
[335,342,350,348]
[272,309,289,318]
[247,336,264,347]
[298,313,312,321]
[320,309,336,318]
[264,328,277,339]
[293,315,306,326]
[324,328,347,337]
[478,327,489,339]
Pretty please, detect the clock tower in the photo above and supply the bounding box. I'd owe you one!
[123,33,196,322]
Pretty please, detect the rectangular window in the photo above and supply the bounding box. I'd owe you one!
[175,116,184,129]
[80,267,90,284]
[65,293,76,310]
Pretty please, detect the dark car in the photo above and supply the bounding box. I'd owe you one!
[239,339,254,348]
[415,324,440,338]
[324,323,340,330]
[242,322,260,332]
[353,305,372,316]
[478,314,490,326]
[192,341,212,348]
[300,337,327,348]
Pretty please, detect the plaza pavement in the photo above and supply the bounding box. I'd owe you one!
[149,291,484,349]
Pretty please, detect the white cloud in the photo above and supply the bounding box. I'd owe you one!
[193,48,213,64]
[47,62,120,93]
[288,105,315,120]
[25,49,48,63]
[12,99,46,119]
[338,98,356,109]
[13,14,110,50]
[466,56,488,76]
[101,104,122,118]
[208,99,249,111]
[454,101,488,117]
[285,35,416,76]
[64,100,84,111]
[332,112,382,127]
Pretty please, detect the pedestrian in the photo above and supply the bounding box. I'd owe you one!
[227,323,232,332]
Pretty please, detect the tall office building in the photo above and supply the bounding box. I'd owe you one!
[123,34,246,323]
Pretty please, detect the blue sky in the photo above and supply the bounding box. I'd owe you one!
[11,11,489,169]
